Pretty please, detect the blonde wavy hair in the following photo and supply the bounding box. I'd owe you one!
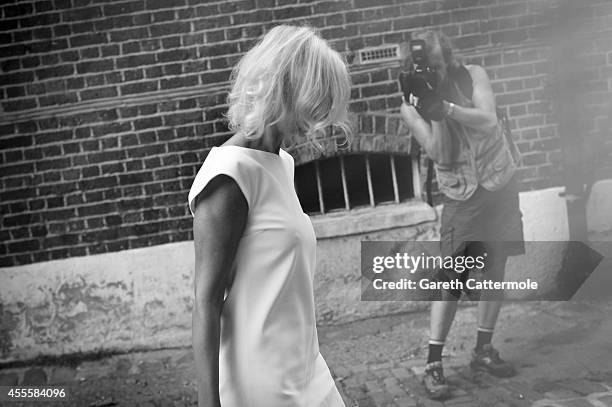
[226,25,352,144]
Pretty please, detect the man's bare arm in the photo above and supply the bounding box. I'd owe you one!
[400,102,454,166]
[443,65,498,135]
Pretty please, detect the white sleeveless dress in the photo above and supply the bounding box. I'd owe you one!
[188,145,345,407]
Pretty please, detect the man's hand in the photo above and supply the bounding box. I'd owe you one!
[399,98,454,165]
[400,97,422,123]
[399,70,431,100]
[417,91,446,122]
[399,71,446,121]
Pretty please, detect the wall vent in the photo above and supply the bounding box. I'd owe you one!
[357,44,400,64]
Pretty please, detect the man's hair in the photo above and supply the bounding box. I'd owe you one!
[410,30,462,70]
[226,25,352,143]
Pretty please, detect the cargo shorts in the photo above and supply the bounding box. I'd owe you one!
[436,175,525,299]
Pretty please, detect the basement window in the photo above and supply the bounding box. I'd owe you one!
[295,153,420,215]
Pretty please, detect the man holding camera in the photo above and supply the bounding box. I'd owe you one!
[398,31,524,400]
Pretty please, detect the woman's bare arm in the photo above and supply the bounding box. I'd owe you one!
[192,175,248,407]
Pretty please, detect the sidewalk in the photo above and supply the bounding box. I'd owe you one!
[323,301,612,407]
[1,300,612,407]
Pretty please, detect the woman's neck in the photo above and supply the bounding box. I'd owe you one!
[257,125,284,154]
[227,126,284,155]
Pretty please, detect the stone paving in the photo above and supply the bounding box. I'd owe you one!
[1,301,612,406]
[322,301,612,407]
[335,356,612,407]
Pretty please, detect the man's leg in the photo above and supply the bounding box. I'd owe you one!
[475,175,524,361]
[477,253,507,346]
[477,302,502,332]
[471,252,516,377]
[475,303,500,351]
[424,258,466,400]
[423,299,456,399]
[424,264,467,400]
[423,192,479,400]
[428,300,459,363]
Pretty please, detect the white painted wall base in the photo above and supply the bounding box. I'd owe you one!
[1,180,611,363]
[0,243,194,363]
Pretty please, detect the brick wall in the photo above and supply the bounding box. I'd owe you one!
[1,0,611,266]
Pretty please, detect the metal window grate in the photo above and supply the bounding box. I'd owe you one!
[295,154,419,215]
[357,45,400,64]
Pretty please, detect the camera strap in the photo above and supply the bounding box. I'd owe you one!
[425,156,435,205]
[496,107,522,166]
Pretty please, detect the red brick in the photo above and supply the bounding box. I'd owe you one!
[454,34,489,49]
[490,3,528,18]
[0,71,34,86]
[4,3,34,18]
[451,7,488,22]
[64,6,102,21]
[0,135,33,149]
[69,33,107,48]
[103,1,144,17]
[116,53,156,69]
[76,59,114,75]
[9,240,41,254]
[149,21,190,37]
[491,29,529,45]
[20,12,61,28]
[201,70,231,85]
[497,90,533,105]
[38,92,78,107]
[160,75,198,89]
[81,86,118,101]
[121,81,158,95]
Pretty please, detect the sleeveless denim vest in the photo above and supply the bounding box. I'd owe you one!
[434,77,517,201]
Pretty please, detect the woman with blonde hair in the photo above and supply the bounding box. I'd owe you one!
[189,25,351,406]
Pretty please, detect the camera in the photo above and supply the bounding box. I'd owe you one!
[398,40,445,121]
[408,39,438,90]
[398,40,438,101]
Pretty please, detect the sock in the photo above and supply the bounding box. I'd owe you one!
[427,339,444,364]
[476,327,494,350]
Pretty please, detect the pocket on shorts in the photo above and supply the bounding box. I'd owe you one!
[485,151,516,190]
[492,150,513,172]
[437,170,460,188]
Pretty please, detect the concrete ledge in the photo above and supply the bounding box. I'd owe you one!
[312,200,437,239]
